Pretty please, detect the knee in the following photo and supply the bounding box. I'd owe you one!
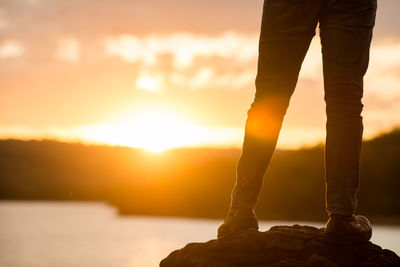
[324,85,364,120]
[245,94,289,140]
[248,93,290,120]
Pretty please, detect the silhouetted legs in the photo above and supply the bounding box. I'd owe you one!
[230,0,376,216]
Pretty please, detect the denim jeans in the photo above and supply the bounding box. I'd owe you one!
[231,0,377,216]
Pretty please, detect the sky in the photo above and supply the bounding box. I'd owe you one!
[1,0,400,151]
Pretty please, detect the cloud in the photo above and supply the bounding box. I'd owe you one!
[104,32,260,92]
[187,68,254,90]
[0,40,24,58]
[55,37,80,62]
[105,32,259,69]
[135,73,164,92]
[106,32,259,92]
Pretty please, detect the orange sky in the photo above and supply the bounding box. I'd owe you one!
[1,0,400,151]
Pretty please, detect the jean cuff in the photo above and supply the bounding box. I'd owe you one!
[327,206,355,217]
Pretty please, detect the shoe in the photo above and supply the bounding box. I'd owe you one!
[217,207,259,239]
[324,214,372,243]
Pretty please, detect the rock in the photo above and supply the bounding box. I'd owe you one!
[160,224,400,267]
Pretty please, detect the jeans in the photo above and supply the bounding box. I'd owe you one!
[231,0,377,216]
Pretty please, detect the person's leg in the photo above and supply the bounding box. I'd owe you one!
[218,0,320,238]
[230,0,320,210]
[319,0,377,216]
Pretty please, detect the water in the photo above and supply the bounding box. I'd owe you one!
[0,201,399,267]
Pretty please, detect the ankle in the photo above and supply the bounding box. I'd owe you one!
[329,214,354,222]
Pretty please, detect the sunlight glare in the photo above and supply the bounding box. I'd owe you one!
[78,108,224,152]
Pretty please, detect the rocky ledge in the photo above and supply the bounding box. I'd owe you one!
[160,225,400,267]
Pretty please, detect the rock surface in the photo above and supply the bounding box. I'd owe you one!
[160,224,400,267]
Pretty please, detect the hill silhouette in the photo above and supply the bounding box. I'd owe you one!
[0,128,399,223]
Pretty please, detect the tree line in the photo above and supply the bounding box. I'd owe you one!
[0,128,399,223]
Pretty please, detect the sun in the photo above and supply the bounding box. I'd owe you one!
[118,108,191,152]
[79,107,205,152]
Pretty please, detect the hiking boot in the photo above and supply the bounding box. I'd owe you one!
[217,207,259,238]
[324,214,372,243]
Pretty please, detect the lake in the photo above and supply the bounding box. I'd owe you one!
[0,201,399,267]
